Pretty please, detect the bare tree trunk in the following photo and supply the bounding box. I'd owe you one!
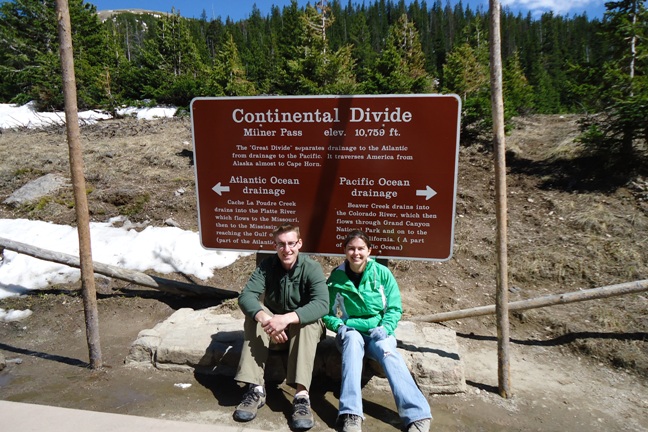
[0,237,239,299]
[489,0,510,399]
[630,0,637,84]
[55,0,102,369]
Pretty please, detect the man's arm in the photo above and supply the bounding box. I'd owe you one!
[292,260,329,324]
[238,264,267,319]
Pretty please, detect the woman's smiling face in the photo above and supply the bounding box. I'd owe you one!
[345,237,371,273]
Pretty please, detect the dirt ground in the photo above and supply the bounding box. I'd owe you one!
[0,114,647,431]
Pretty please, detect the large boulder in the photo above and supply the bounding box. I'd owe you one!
[3,173,69,206]
[126,307,466,394]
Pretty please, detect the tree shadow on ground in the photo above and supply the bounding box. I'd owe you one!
[458,330,648,394]
[10,286,229,316]
[506,149,648,194]
[456,331,648,347]
[176,149,194,166]
[112,287,228,310]
[465,379,499,394]
[0,342,88,368]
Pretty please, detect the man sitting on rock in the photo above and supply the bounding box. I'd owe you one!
[233,223,329,430]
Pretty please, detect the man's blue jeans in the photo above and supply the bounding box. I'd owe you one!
[336,328,431,425]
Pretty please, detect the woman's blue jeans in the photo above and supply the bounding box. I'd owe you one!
[336,328,431,425]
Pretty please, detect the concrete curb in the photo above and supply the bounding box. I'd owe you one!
[0,400,268,432]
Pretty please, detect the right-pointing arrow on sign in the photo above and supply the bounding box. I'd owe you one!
[212,182,230,196]
[416,186,437,200]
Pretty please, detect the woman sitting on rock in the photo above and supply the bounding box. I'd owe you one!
[323,229,432,432]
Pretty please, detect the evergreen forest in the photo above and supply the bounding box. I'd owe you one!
[0,0,646,165]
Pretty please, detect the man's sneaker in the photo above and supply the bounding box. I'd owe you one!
[407,418,431,432]
[233,387,265,422]
[336,413,362,432]
[291,396,314,429]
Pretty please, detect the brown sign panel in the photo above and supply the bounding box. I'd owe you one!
[191,95,461,260]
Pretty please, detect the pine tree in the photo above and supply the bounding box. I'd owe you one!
[347,6,376,83]
[0,0,617,115]
[101,15,131,103]
[137,8,205,106]
[503,50,534,117]
[0,0,107,109]
[282,1,357,94]
[579,0,647,163]
[101,12,161,105]
[407,0,434,74]
[273,0,308,93]
[365,13,434,94]
[327,0,349,50]
[208,33,256,96]
[442,41,489,135]
[234,5,277,94]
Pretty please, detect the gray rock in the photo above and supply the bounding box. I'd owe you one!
[164,218,180,228]
[3,173,69,206]
[0,352,5,371]
[126,307,466,394]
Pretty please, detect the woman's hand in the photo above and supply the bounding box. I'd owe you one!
[337,324,349,340]
[369,326,387,341]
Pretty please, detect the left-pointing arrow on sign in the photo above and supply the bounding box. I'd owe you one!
[212,182,230,196]
[416,186,437,200]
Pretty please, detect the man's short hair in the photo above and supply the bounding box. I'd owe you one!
[272,223,300,239]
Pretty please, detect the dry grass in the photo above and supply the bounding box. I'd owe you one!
[568,202,619,234]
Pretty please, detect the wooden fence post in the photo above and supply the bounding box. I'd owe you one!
[55,0,102,368]
[489,0,511,398]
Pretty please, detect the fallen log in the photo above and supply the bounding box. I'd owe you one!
[411,279,648,323]
[0,237,238,299]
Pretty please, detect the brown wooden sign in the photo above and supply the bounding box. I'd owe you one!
[191,95,461,260]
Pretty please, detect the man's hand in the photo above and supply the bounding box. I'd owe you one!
[257,311,298,344]
[268,329,288,343]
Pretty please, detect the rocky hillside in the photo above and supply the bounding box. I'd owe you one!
[0,114,646,376]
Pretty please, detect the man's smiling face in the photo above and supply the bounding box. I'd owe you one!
[274,230,302,270]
